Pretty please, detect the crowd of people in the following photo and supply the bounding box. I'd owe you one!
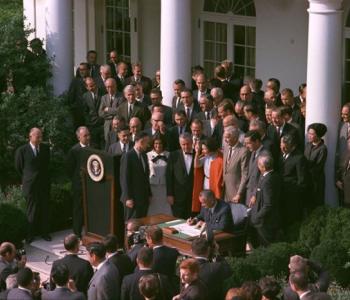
[9,49,348,299]
[0,231,331,300]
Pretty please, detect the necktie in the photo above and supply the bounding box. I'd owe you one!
[110,95,114,107]
[128,104,133,118]
[347,123,350,140]
[122,144,126,153]
[251,151,256,163]
[34,146,39,157]
[186,108,191,120]
[226,146,233,168]
[179,126,183,135]
[206,111,210,120]
[276,126,280,136]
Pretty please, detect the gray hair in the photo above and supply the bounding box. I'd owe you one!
[179,132,192,141]
[75,126,89,138]
[250,119,266,132]
[258,155,274,171]
[199,189,216,203]
[224,126,239,139]
[100,64,111,73]
[124,84,135,93]
[211,87,223,97]
[281,134,296,147]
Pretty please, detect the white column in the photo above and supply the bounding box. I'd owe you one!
[160,0,192,106]
[73,0,88,67]
[23,0,36,40]
[306,0,343,206]
[45,0,73,96]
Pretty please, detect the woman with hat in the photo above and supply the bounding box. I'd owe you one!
[304,123,328,210]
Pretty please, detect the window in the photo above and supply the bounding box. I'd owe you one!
[202,0,256,78]
[344,11,350,101]
[203,21,227,76]
[106,0,131,62]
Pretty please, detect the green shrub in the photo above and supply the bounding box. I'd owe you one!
[311,240,350,287]
[0,185,25,213]
[0,203,27,247]
[328,283,350,300]
[49,182,72,231]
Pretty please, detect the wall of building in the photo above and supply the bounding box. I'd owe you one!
[138,0,161,78]
[255,0,309,93]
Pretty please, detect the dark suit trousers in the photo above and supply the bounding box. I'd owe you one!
[25,188,49,237]
[72,188,84,237]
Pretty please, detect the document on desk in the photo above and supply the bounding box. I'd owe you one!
[171,222,202,237]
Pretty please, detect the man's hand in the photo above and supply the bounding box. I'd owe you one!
[187,217,197,225]
[232,194,241,203]
[125,199,134,208]
[104,107,109,112]
[336,180,344,190]
[195,221,204,229]
[172,295,180,300]
[249,195,256,208]
[167,196,175,206]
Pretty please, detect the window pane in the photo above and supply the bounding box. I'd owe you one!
[246,67,255,77]
[216,44,227,61]
[204,42,215,60]
[216,23,227,42]
[204,61,215,78]
[204,22,215,41]
[234,46,245,65]
[124,33,130,55]
[345,61,350,81]
[246,27,256,46]
[204,0,256,16]
[246,47,255,67]
[234,66,245,78]
[234,25,245,45]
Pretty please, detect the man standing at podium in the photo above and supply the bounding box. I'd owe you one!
[120,132,151,220]
[67,126,91,238]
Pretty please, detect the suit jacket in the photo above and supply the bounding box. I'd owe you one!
[336,121,349,170]
[124,76,153,95]
[250,171,280,231]
[42,287,85,300]
[68,78,87,108]
[152,246,179,278]
[98,93,124,122]
[120,148,151,218]
[50,254,93,295]
[105,130,119,152]
[136,95,151,108]
[108,141,134,156]
[115,75,126,93]
[94,75,108,95]
[0,257,17,291]
[121,269,172,300]
[168,125,190,151]
[108,252,134,283]
[266,123,299,151]
[178,102,200,123]
[223,143,249,202]
[148,104,174,126]
[82,90,104,127]
[15,143,50,197]
[116,101,150,125]
[179,279,208,300]
[172,96,182,110]
[196,200,233,232]
[88,260,120,300]
[67,144,87,192]
[196,257,232,300]
[7,288,33,300]
[192,89,211,102]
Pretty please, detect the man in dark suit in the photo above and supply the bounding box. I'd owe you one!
[116,85,150,126]
[145,226,179,279]
[98,78,124,142]
[191,238,232,300]
[93,64,112,95]
[50,234,93,295]
[121,247,172,300]
[7,267,33,300]
[108,126,133,156]
[104,116,127,151]
[120,132,151,220]
[87,242,121,300]
[67,127,91,238]
[187,190,233,233]
[107,50,119,78]
[193,73,211,103]
[249,155,280,247]
[174,258,208,300]
[15,127,51,242]
[168,110,190,151]
[44,264,85,300]
[190,119,207,147]
[244,130,271,207]
[102,235,133,284]
[196,94,215,121]
[178,88,200,124]
[166,132,195,219]
[82,77,104,149]
[115,61,129,92]
[135,82,151,108]
[281,88,303,126]
[172,79,185,110]
[124,62,152,95]
[149,89,173,126]
[86,50,100,78]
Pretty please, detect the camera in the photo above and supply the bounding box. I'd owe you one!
[16,248,26,259]
[128,226,147,247]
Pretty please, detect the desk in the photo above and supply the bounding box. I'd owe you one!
[138,214,246,257]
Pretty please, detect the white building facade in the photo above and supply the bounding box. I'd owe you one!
[24,0,350,206]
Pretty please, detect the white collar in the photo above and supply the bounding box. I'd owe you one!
[299,291,311,299]
[106,252,118,259]
[29,142,37,150]
[80,142,88,148]
[96,259,107,271]
[153,245,164,249]
[263,170,273,177]
[18,286,32,293]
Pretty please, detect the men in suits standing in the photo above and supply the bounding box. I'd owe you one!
[188,190,233,233]
[172,79,185,110]
[168,110,190,151]
[87,242,121,300]
[121,247,172,300]
[193,73,211,103]
[108,126,133,156]
[135,82,151,108]
[190,119,207,147]
[86,50,100,78]
[67,127,90,238]
[178,88,200,124]
[145,226,179,279]
[336,103,350,178]
[94,64,112,95]
[166,132,195,219]
[129,117,143,143]
[196,94,215,121]
[15,127,51,242]
[44,264,85,300]
[244,130,270,207]
[191,238,232,300]
[281,88,303,126]
[249,155,280,247]
[223,126,249,203]
[120,132,151,220]
[149,89,173,126]
[98,78,124,142]
[50,234,93,295]
[102,235,133,284]
[124,62,152,95]
[115,61,129,92]
[107,50,119,78]
[83,77,104,149]
[116,85,150,127]
[7,268,34,300]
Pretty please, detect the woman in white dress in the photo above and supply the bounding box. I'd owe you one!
[146,134,172,215]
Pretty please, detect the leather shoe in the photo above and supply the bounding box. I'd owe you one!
[41,235,52,242]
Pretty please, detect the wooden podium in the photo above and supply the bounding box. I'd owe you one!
[80,148,124,245]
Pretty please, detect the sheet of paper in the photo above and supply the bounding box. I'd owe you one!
[171,222,202,237]
[165,219,183,225]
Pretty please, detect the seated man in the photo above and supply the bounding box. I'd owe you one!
[42,264,85,300]
[191,238,232,300]
[187,189,233,233]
